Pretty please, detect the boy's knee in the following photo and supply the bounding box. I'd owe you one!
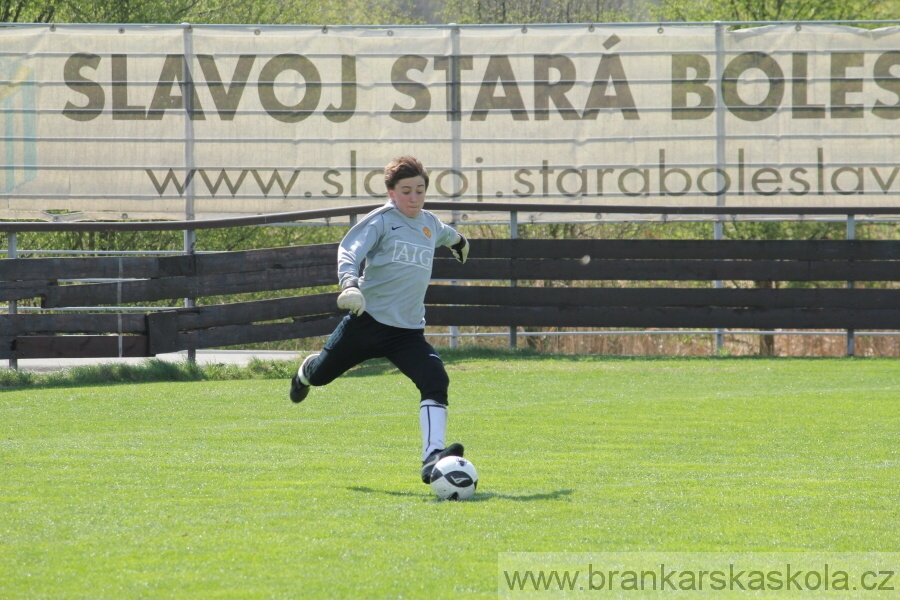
[418,363,449,404]
[421,392,448,405]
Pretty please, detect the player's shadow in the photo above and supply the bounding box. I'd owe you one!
[468,489,574,502]
[346,486,425,498]
[347,486,574,502]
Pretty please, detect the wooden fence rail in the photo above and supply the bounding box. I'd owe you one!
[3,237,900,361]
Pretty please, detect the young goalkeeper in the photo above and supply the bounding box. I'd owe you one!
[288,155,471,484]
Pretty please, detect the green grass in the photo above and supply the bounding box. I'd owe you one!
[1,355,898,598]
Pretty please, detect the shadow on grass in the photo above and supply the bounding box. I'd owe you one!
[347,486,427,498]
[469,489,575,502]
[348,486,575,503]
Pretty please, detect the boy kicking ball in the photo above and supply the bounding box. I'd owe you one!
[289,155,470,484]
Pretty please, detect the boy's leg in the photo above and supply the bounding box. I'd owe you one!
[382,332,450,407]
[419,399,447,461]
[385,335,450,460]
[382,332,463,482]
[289,313,381,402]
[290,352,320,402]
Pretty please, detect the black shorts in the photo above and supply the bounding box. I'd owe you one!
[304,312,450,405]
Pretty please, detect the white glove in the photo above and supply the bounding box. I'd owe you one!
[337,286,366,316]
[450,234,469,264]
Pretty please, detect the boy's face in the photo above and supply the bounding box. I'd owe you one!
[388,175,427,218]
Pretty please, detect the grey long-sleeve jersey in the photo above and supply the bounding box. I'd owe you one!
[337,201,460,329]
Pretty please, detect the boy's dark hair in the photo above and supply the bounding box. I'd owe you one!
[384,156,429,190]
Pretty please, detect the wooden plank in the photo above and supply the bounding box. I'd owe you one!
[42,264,336,308]
[0,336,13,359]
[173,293,341,329]
[426,305,900,330]
[0,280,54,302]
[5,239,897,283]
[147,311,180,355]
[0,313,146,336]
[425,285,900,310]
[432,258,900,282]
[13,335,149,359]
[139,295,342,356]
[0,256,189,282]
[0,243,338,282]
[193,243,337,276]
[467,239,900,261]
[806,261,900,281]
[190,314,343,349]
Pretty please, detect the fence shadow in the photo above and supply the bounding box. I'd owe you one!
[347,485,575,503]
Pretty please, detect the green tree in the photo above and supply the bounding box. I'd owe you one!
[1,0,61,21]
[64,0,201,23]
[1,0,200,23]
[441,0,635,25]
[0,0,420,25]
[653,0,892,23]
[188,0,420,25]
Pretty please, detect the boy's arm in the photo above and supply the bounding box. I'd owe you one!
[335,220,381,316]
[436,218,469,264]
[450,233,469,264]
[337,219,381,289]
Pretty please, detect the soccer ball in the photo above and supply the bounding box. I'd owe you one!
[429,456,478,501]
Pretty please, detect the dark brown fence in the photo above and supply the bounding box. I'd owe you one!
[426,239,900,330]
[3,204,900,363]
[1,243,346,360]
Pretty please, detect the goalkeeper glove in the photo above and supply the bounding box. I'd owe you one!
[337,285,366,316]
[450,234,469,264]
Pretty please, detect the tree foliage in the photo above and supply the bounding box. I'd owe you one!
[0,0,419,24]
[653,0,893,23]
[188,0,420,25]
[1,0,201,23]
[65,0,201,24]
[1,0,61,21]
[440,0,636,25]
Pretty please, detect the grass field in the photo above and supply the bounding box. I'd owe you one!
[2,353,898,598]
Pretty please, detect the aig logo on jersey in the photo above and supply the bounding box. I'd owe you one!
[392,240,433,270]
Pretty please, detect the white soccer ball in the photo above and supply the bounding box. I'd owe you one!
[429,456,479,501]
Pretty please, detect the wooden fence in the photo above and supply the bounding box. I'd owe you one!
[3,204,900,363]
[426,239,900,331]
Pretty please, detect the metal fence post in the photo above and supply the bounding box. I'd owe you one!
[448,24,462,350]
[713,225,724,354]
[713,21,726,355]
[183,23,197,363]
[847,214,856,357]
[509,210,518,349]
[7,231,17,370]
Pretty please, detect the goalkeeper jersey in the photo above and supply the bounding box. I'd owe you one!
[337,201,460,329]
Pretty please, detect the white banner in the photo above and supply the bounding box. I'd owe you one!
[2,23,900,220]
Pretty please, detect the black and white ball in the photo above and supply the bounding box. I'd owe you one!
[429,456,478,501]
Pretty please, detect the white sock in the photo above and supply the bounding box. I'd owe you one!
[298,353,318,386]
[420,400,447,462]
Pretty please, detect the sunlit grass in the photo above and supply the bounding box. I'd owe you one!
[2,355,897,598]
